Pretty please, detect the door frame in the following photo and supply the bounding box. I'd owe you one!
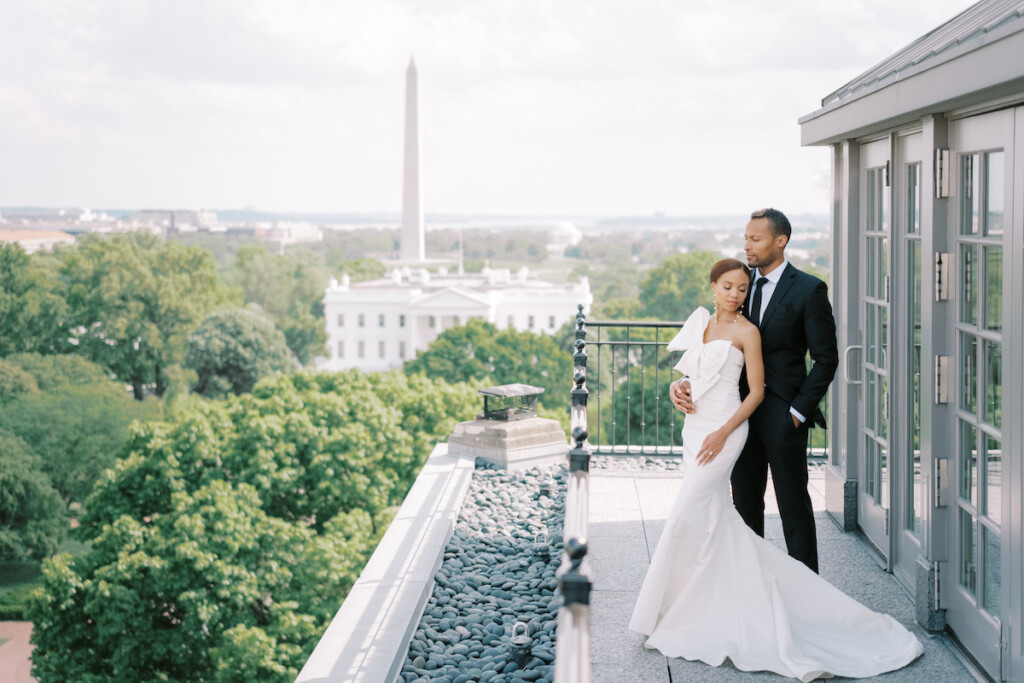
[856,137,893,561]
[891,130,926,588]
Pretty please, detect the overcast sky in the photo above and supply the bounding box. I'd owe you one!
[1,0,974,217]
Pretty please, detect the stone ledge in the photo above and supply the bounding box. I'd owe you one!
[296,443,475,683]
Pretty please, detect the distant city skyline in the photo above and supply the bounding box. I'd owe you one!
[1,0,972,216]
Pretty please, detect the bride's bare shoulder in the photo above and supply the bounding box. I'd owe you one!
[735,320,761,349]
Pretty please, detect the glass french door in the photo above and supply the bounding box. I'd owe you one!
[857,138,891,556]
[893,132,925,586]
[945,108,1014,681]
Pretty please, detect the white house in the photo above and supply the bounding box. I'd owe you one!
[320,266,592,372]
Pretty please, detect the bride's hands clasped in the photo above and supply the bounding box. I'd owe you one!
[696,428,728,466]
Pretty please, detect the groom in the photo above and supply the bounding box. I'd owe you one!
[671,208,838,572]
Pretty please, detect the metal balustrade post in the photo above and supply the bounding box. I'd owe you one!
[555,428,592,683]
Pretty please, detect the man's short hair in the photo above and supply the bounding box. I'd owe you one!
[751,208,792,241]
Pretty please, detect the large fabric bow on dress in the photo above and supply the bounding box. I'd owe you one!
[667,307,733,403]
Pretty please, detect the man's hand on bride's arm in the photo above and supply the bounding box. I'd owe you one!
[696,428,727,466]
[670,378,695,414]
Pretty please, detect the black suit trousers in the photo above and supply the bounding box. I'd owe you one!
[730,393,819,573]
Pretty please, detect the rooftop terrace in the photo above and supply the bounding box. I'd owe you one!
[586,461,978,682]
[300,310,982,682]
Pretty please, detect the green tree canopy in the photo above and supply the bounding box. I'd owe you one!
[0,354,161,505]
[637,250,719,321]
[185,308,296,397]
[0,358,39,405]
[4,351,115,390]
[0,429,67,561]
[30,370,478,682]
[404,318,571,413]
[227,246,331,365]
[58,232,235,398]
[0,243,68,356]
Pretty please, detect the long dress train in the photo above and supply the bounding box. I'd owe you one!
[628,307,923,682]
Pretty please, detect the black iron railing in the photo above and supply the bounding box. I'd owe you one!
[571,304,829,460]
[571,305,685,455]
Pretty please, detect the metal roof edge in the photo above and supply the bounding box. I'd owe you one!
[800,11,1024,127]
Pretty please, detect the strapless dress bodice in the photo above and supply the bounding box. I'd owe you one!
[668,307,744,403]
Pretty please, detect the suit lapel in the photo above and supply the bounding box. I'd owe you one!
[759,263,796,330]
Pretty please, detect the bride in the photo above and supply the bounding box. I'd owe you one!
[628,258,923,681]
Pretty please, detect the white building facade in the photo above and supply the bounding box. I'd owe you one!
[320,267,592,372]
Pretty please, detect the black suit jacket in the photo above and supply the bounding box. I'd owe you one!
[743,263,838,428]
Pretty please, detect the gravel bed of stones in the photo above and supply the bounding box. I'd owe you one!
[399,462,567,683]
[589,455,683,471]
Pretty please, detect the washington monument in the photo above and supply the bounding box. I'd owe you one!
[401,58,425,262]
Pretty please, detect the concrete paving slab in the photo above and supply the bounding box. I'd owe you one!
[668,654,793,682]
[587,535,650,593]
[588,517,646,540]
[645,519,667,555]
[589,589,665,672]
[635,477,683,519]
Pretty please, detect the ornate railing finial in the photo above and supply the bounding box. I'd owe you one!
[568,428,590,473]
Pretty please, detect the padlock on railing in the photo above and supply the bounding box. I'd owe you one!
[531,532,551,562]
[509,621,533,667]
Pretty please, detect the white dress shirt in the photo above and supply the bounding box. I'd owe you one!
[749,259,788,322]
[751,260,806,424]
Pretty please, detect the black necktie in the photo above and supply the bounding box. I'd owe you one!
[750,276,769,327]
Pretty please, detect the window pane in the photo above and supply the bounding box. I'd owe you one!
[960,420,977,506]
[879,306,888,370]
[880,168,890,233]
[907,163,920,234]
[879,439,889,507]
[959,244,977,325]
[983,526,1001,616]
[984,246,1002,332]
[985,435,1002,525]
[984,341,1002,430]
[984,151,1004,237]
[865,436,876,498]
[866,236,876,299]
[879,375,888,440]
[960,333,977,415]
[865,303,876,365]
[960,508,977,593]
[867,169,878,232]
[960,154,979,235]
[879,236,889,299]
[866,372,876,432]
[908,240,923,537]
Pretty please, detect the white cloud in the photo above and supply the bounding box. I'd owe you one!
[0,0,973,213]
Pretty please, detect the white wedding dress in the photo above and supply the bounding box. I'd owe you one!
[628,308,923,682]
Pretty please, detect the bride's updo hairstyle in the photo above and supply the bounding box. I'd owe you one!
[709,258,751,284]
